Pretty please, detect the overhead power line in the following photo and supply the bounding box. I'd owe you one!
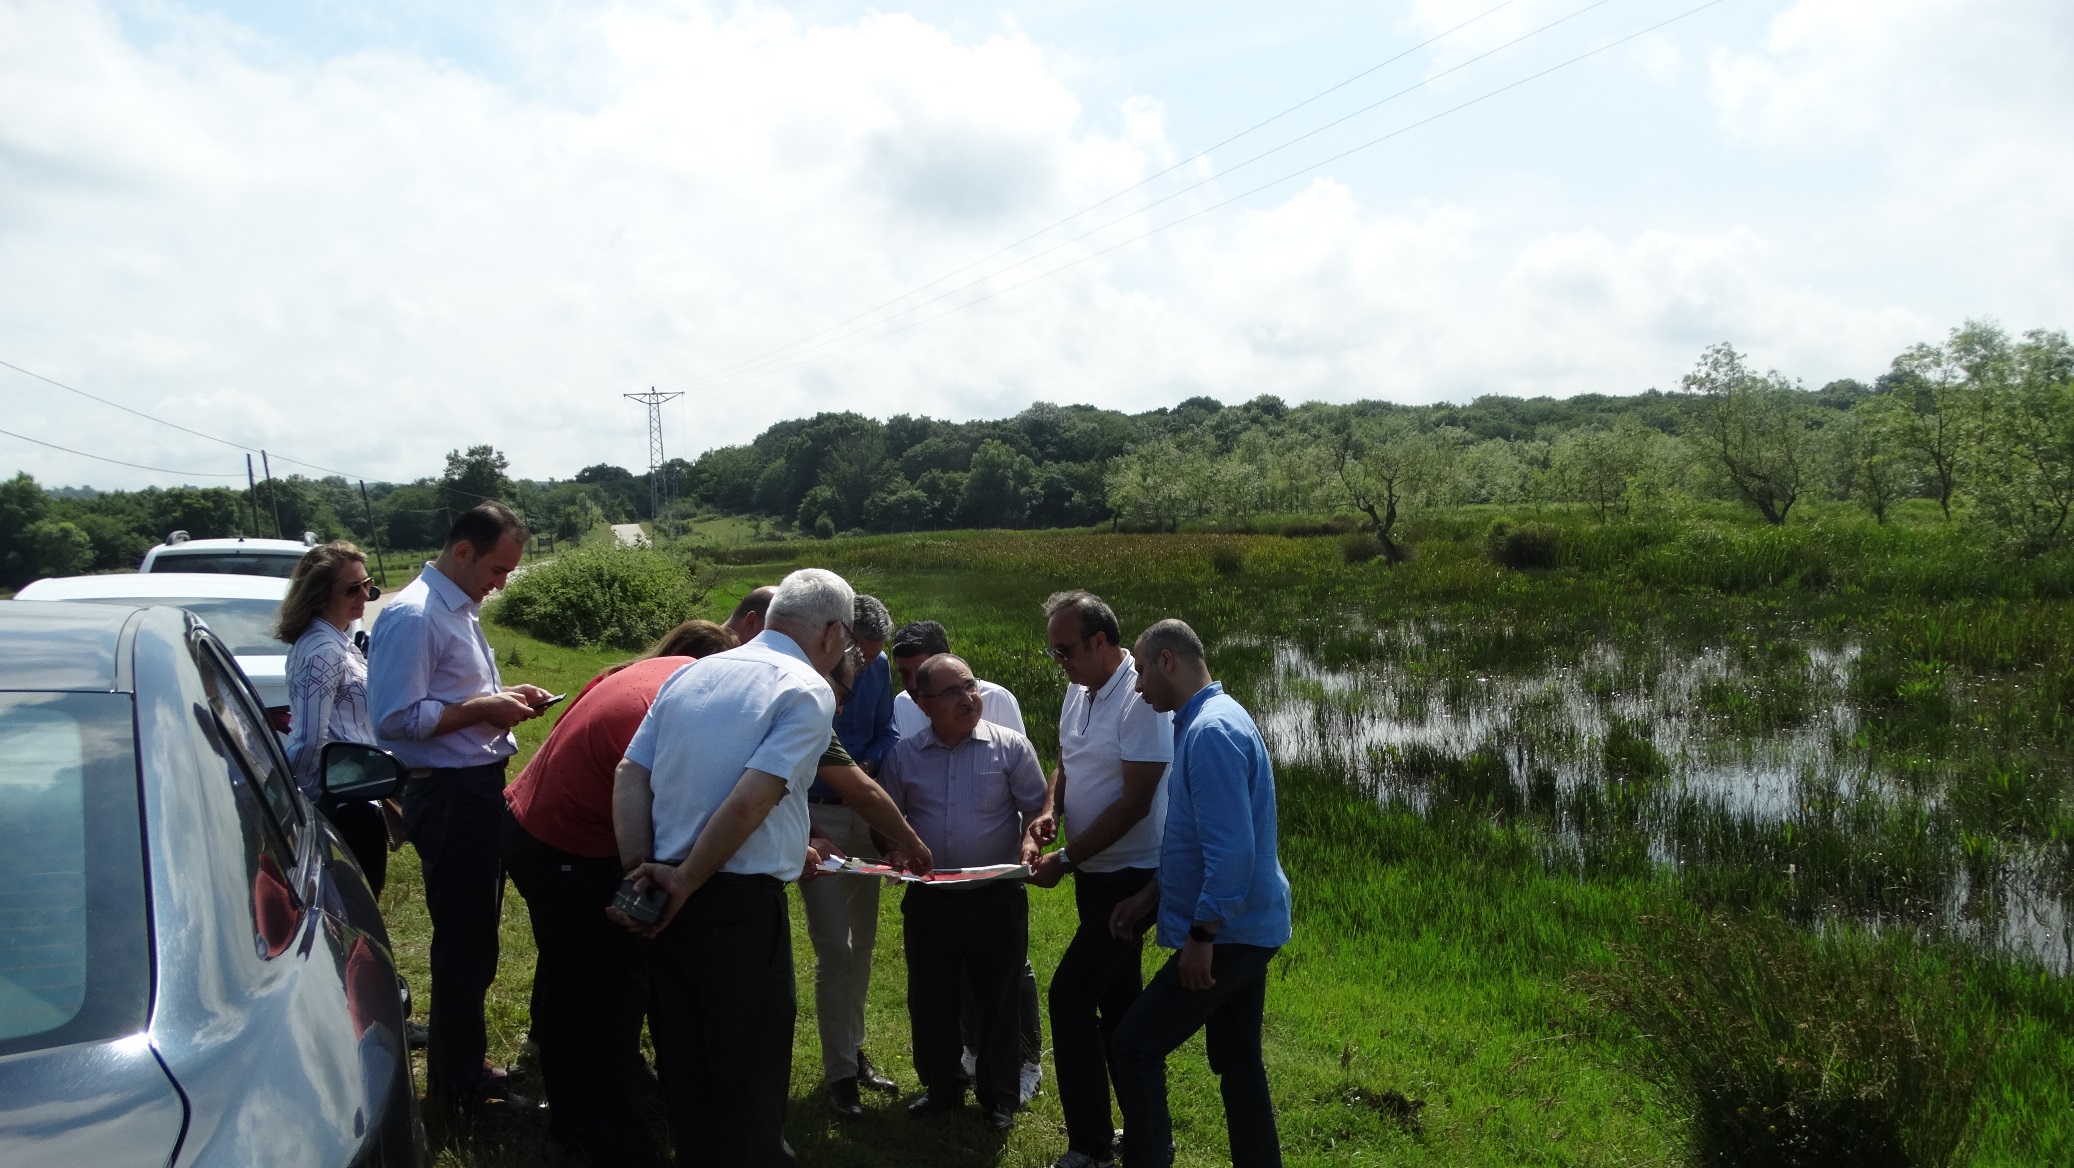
[669,0,1735,397]
[657,0,1533,390]
[0,424,245,478]
[672,0,1626,393]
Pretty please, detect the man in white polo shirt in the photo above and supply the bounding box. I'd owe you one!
[609,567,858,1167]
[1026,591,1174,1168]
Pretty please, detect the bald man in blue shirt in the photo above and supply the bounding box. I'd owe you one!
[1106,618,1290,1168]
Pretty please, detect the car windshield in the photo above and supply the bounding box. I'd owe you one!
[69,597,283,657]
[149,551,303,578]
[0,693,150,1056]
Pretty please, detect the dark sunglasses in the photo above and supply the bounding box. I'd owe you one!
[341,577,381,601]
[1046,634,1091,664]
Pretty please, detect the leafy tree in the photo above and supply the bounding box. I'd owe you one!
[24,520,92,579]
[1549,418,1660,522]
[1683,344,1823,525]
[1105,439,1192,531]
[1831,398,1918,525]
[443,445,514,512]
[1333,415,1450,561]
[0,473,52,587]
[1882,333,1979,520]
[1967,329,2074,553]
[820,432,890,529]
[961,440,1038,528]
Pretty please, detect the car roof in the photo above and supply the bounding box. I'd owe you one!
[14,573,292,601]
[148,538,310,555]
[0,599,143,691]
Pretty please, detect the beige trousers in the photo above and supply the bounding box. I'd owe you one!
[800,801,883,1083]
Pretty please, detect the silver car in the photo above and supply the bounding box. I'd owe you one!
[0,600,422,1166]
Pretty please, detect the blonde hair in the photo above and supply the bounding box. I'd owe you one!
[276,541,367,644]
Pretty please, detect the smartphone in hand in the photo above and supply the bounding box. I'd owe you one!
[612,877,670,925]
[529,692,568,713]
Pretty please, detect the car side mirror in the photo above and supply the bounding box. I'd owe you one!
[320,742,405,801]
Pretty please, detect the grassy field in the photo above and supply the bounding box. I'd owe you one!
[386,508,2074,1167]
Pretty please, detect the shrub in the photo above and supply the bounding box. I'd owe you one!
[1210,545,1245,575]
[489,544,711,650]
[1485,519,1561,569]
[1575,916,1996,1168]
[1340,532,1383,563]
[813,513,836,540]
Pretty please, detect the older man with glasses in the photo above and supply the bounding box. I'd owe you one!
[875,653,1047,1133]
[1025,591,1174,1168]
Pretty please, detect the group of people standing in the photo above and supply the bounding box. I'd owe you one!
[273,501,1292,1168]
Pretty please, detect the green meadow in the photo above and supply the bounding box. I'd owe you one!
[388,508,2074,1167]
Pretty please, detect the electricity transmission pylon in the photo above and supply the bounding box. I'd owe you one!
[625,388,683,526]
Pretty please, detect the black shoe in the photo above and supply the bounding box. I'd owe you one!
[983,1105,1016,1133]
[828,1078,866,1121]
[404,1019,429,1049]
[908,1088,965,1119]
[857,1049,899,1094]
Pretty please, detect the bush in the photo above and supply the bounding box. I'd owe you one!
[813,513,836,540]
[1340,531,1383,563]
[1485,519,1561,569]
[1210,545,1245,575]
[1576,916,1996,1167]
[489,544,711,650]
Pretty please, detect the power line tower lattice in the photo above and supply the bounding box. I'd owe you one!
[625,388,683,529]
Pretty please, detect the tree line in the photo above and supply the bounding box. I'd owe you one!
[4,319,2068,589]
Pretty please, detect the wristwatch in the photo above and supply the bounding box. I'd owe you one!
[1056,851,1077,873]
[1187,924,1216,944]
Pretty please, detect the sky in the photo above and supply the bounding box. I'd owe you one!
[1,0,2069,488]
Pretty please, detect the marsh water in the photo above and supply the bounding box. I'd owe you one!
[1240,619,2073,973]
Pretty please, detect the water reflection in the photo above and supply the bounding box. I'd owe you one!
[1250,633,2071,973]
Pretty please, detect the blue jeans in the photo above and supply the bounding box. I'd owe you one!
[1111,943,1282,1168]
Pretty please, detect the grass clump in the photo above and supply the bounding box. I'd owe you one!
[1485,519,1561,569]
[490,543,711,650]
[1341,531,1385,563]
[1577,915,1997,1168]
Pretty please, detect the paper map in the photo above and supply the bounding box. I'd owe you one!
[815,857,1029,886]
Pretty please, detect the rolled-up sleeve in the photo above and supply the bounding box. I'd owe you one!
[367,607,444,742]
[744,685,835,791]
[1186,725,1259,926]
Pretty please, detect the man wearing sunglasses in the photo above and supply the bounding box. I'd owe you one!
[1025,591,1174,1168]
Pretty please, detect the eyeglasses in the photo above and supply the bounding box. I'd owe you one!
[922,677,980,700]
[341,577,381,601]
[1046,634,1092,664]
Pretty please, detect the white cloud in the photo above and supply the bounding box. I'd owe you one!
[0,0,2048,488]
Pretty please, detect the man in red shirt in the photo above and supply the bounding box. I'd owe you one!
[504,650,696,1166]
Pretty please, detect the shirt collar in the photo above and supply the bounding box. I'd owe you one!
[1090,654,1135,704]
[1174,681,1224,736]
[420,563,477,614]
[919,716,997,752]
[749,628,814,669]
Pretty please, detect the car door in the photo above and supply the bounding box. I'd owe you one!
[163,634,394,1167]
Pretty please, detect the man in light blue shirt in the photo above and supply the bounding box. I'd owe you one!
[365,501,549,1111]
[1107,618,1290,1168]
[610,567,859,1167]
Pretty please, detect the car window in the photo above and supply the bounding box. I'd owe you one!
[193,649,305,959]
[197,638,303,838]
[148,551,303,578]
[0,693,151,1056]
[70,597,283,657]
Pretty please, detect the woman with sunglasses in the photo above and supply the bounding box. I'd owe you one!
[278,539,392,893]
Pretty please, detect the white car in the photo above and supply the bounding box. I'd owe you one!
[12,573,301,727]
[141,531,319,578]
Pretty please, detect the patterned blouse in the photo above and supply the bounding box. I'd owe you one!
[285,619,375,799]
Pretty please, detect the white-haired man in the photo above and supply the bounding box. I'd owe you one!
[610,567,857,1167]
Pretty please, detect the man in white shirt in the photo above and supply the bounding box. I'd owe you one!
[609,567,857,1167]
[1026,591,1173,1168]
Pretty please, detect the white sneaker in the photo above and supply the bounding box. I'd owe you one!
[1019,1058,1043,1103]
[1049,1152,1114,1168]
[960,1046,978,1079]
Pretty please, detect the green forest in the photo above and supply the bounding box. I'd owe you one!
[3,319,2069,589]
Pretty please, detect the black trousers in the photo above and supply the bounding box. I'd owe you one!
[904,881,1028,1111]
[322,797,389,898]
[648,874,797,1168]
[1049,867,1155,1157]
[1113,943,1282,1168]
[502,811,655,1163]
[401,761,507,1102]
